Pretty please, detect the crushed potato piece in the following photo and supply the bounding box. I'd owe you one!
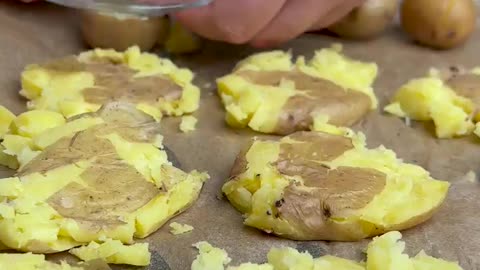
[463,170,477,183]
[385,68,480,138]
[169,222,194,235]
[20,46,200,119]
[314,256,365,270]
[191,241,232,270]
[474,122,480,137]
[223,127,449,241]
[180,115,198,133]
[0,103,209,255]
[69,239,150,266]
[0,106,15,139]
[367,231,462,270]
[192,232,462,270]
[10,110,65,138]
[0,144,18,169]
[412,251,463,270]
[268,247,314,270]
[0,252,111,270]
[217,44,378,134]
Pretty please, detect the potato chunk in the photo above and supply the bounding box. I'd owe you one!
[191,232,462,270]
[69,239,150,266]
[180,115,198,133]
[0,103,208,254]
[191,241,232,270]
[217,44,378,135]
[223,127,449,241]
[169,222,194,235]
[385,67,480,138]
[0,252,111,270]
[367,231,462,270]
[20,46,200,119]
[0,105,15,139]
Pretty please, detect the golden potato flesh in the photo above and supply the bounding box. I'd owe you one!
[222,127,449,241]
[0,106,15,139]
[328,0,399,39]
[367,231,462,270]
[191,241,232,270]
[0,253,111,270]
[81,11,169,51]
[385,67,480,138]
[0,103,208,254]
[192,231,462,270]
[401,0,476,49]
[20,46,201,120]
[217,45,378,135]
[69,240,150,266]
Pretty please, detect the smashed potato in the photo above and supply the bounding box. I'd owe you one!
[217,44,378,135]
[0,103,208,254]
[69,239,150,266]
[385,67,480,138]
[191,231,462,270]
[20,46,200,119]
[0,253,111,270]
[222,126,449,241]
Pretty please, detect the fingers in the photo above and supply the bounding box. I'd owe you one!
[309,0,365,31]
[250,0,339,48]
[174,0,286,44]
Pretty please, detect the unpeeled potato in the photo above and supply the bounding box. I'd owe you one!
[401,0,476,49]
[81,11,169,51]
[328,0,399,39]
[222,127,449,241]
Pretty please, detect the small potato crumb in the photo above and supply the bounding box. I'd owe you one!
[69,239,151,266]
[169,222,194,235]
[180,115,198,133]
[474,123,480,138]
[0,106,15,139]
[191,232,461,270]
[464,170,477,183]
[191,241,231,270]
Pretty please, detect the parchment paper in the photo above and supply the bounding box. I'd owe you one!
[1,1,479,269]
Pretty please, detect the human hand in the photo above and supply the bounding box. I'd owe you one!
[171,0,364,47]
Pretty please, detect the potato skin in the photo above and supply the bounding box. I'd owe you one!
[81,11,168,51]
[401,0,476,49]
[223,131,450,241]
[328,0,399,40]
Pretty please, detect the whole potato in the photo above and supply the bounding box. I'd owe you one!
[165,20,202,54]
[401,0,476,49]
[81,11,169,51]
[328,0,400,40]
